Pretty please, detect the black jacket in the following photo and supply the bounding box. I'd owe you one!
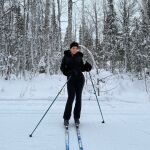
[60,50,92,77]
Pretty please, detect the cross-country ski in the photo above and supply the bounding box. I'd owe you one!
[76,125,84,150]
[65,126,69,150]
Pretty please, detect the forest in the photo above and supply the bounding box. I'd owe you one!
[0,0,150,79]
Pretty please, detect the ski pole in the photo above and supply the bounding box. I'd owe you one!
[88,72,105,123]
[29,76,71,137]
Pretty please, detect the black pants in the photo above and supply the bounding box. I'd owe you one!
[63,74,85,120]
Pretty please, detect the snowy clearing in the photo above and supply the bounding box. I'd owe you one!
[0,72,150,150]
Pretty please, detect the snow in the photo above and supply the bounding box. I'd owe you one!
[0,70,150,150]
[0,100,150,150]
[0,70,149,102]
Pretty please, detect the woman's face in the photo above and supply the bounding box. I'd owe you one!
[70,46,78,55]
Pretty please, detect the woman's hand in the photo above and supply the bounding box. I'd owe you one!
[84,61,92,72]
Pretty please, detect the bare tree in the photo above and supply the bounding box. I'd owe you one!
[64,0,73,48]
[142,0,150,24]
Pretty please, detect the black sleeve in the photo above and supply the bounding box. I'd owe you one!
[60,56,68,76]
[81,58,86,72]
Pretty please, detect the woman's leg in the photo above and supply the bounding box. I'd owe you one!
[74,76,85,120]
[63,79,75,120]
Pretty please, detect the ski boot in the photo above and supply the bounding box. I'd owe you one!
[64,119,69,128]
[74,119,80,128]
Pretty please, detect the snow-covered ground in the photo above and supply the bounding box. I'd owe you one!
[0,100,150,150]
[0,70,150,150]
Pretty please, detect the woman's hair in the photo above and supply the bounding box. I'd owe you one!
[70,41,79,49]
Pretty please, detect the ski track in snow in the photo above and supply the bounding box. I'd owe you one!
[0,100,150,150]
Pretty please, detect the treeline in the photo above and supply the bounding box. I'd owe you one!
[0,0,150,79]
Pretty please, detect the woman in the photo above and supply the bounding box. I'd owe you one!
[60,41,92,127]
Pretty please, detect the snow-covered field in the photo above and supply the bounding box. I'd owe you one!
[0,70,150,150]
[0,70,149,102]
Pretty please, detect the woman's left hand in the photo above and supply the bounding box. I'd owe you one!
[84,61,92,72]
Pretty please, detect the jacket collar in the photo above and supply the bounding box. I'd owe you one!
[64,50,83,57]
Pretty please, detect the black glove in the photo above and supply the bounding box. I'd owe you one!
[84,61,92,72]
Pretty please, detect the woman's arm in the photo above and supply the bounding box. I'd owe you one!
[81,58,86,72]
[60,56,68,76]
